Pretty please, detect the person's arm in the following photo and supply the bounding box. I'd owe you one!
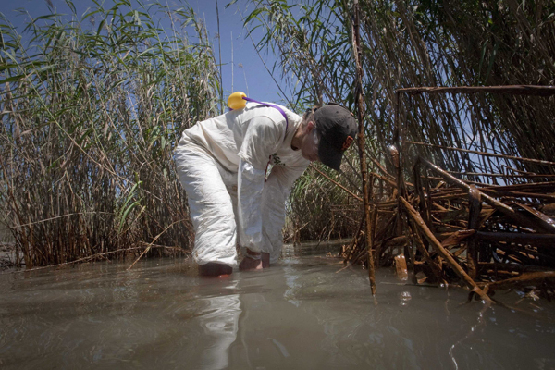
[238,117,283,255]
[261,164,307,263]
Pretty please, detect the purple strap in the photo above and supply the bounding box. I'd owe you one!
[242,97,289,135]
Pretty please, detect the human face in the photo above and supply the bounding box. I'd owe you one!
[301,125,320,162]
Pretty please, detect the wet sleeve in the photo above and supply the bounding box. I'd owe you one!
[262,164,307,263]
[237,117,283,254]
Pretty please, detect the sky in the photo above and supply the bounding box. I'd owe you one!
[0,0,289,106]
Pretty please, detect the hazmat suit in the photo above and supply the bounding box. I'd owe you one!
[174,103,310,267]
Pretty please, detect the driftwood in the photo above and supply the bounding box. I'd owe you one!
[484,272,555,292]
[342,154,555,301]
[340,85,555,302]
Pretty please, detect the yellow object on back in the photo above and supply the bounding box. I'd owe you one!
[228,92,247,110]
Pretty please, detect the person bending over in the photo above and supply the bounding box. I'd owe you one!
[174,101,357,276]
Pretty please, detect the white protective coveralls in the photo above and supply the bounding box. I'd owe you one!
[174,103,310,266]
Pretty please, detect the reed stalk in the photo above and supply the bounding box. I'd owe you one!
[243,0,555,297]
[0,1,220,266]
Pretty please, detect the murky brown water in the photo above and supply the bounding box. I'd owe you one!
[1,243,554,369]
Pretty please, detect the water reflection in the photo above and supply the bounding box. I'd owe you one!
[229,266,333,369]
[0,243,555,369]
[198,280,240,370]
[399,291,412,306]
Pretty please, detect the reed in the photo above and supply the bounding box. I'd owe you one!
[245,0,554,176]
[244,0,555,295]
[0,1,220,267]
[244,0,554,232]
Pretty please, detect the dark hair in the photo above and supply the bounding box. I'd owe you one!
[302,105,321,126]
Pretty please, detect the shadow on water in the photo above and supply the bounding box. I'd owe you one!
[1,241,555,369]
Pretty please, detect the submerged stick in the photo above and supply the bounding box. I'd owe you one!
[351,0,376,295]
[484,271,555,292]
[409,225,446,285]
[400,197,492,303]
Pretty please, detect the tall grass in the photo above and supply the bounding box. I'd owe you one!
[286,163,363,242]
[0,0,220,267]
[245,0,555,241]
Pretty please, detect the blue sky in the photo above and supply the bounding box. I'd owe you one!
[0,0,289,106]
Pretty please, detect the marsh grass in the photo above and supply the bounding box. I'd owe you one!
[3,0,554,270]
[246,0,555,242]
[0,0,220,267]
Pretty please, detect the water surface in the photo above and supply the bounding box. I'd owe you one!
[1,243,554,369]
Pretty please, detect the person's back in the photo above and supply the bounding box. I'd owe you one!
[181,103,300,172]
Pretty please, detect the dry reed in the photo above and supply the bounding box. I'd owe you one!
[244,0,555,297]
[0,1,220,267]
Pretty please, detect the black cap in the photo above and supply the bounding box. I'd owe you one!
[314,103,358,170]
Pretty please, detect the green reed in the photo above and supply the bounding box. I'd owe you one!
[0,0,221,267]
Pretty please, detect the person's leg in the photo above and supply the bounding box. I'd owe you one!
[175,142,238,276]
[262,252,270,268]
[223,173,266,271]
[238,249,264,271]
[241,248,269,268]
[198,263,233,276]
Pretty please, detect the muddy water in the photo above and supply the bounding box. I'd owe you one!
[1,243,554,370]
